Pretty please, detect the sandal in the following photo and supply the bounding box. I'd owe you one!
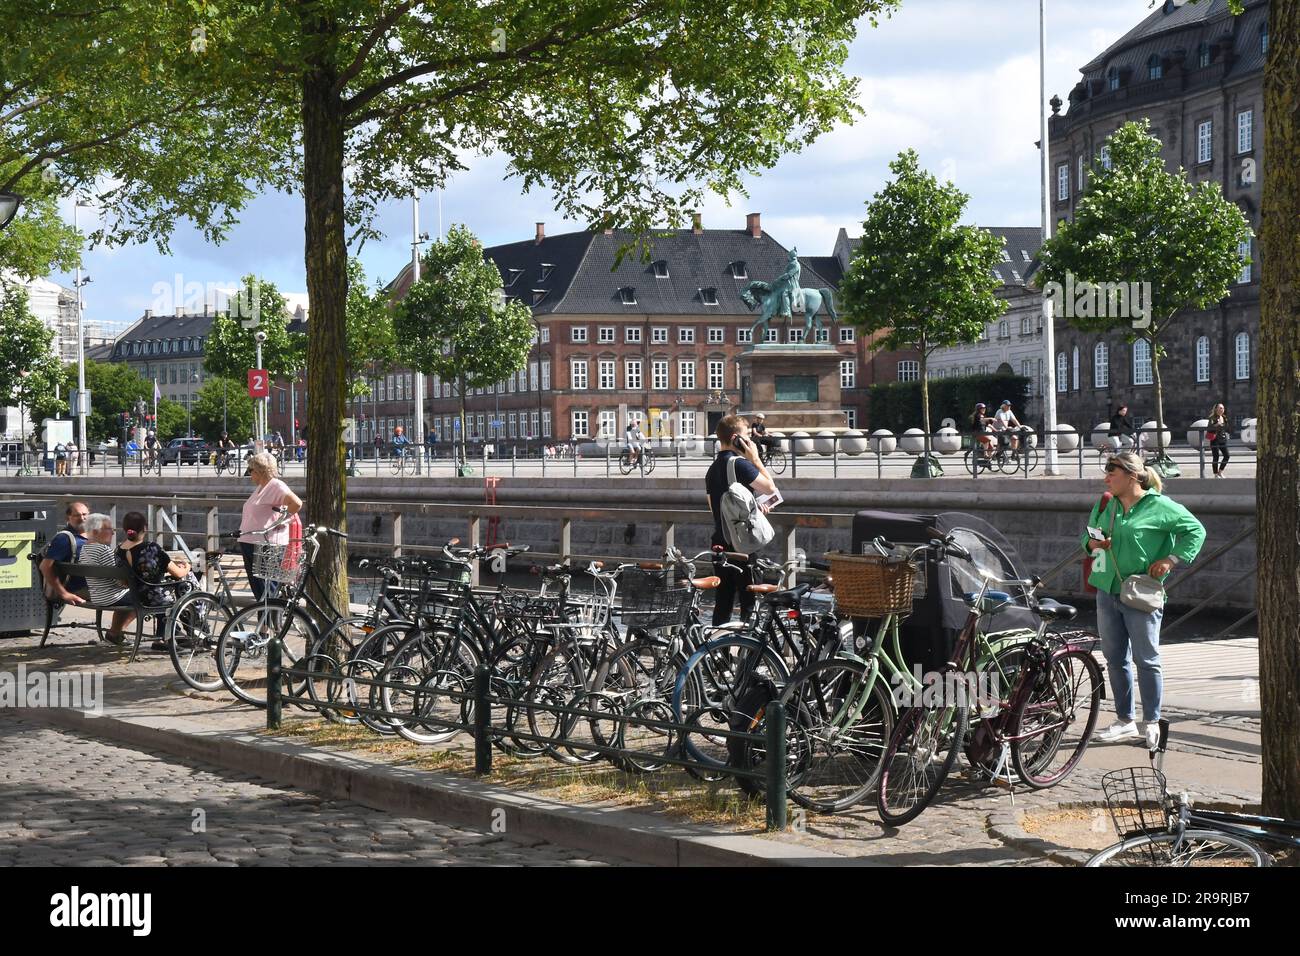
[103,630,126,646]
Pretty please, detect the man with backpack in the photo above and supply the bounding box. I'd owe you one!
[39,501,91,605]
[705,415,778,626]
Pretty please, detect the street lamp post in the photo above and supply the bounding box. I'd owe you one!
[1039,0,1061,474]
[73,200,93,471]
[186,370,199,436]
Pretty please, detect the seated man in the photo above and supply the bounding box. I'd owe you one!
[40,501,90,606]
[993,400,1023,452]
[751,413,778,461]
[77,513,133,645]
[624,420,647,466]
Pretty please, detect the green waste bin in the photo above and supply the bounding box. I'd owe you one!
[0,499,60,636]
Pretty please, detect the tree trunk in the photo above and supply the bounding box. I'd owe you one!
[458,375,467,469]
[1150,333,1167,456]
[919,335,934,473]
[1257,0,1300,822]
[299,10,350,621]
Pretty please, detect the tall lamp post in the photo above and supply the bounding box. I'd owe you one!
[1038,0,1061,474]
[186,370,199,436]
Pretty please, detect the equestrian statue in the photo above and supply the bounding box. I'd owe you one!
[739,248,838,344]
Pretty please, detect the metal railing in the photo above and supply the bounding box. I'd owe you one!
[266,643,789,831]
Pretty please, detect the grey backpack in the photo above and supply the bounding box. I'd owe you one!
[720,455,775,553]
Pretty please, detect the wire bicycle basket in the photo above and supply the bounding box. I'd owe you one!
[253,542,308,589]
[1101,766,1170,842]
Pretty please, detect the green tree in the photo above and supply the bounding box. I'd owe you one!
[14,0,900,612]
[838,149,1006,476]
[28,358,187,443]
[0,189,81,280]
[191,376,256,443]
[395,226,535,469]
[1035,120,1250,470]
[345,257,397,399]
[0,283,64,437]
[203,276,297,380]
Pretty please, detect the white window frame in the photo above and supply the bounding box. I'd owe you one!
[1133,340,1153,386]
[737,328,753,344]
[763,328,778,343]
[678,410,696,438]
[788,328,804,343]
[1238,239,1252,284]
[571,410,589,439]
[1077,154,1085,190]
[541,359,551,391]
[625,359,642,390]
[708,360,725,390]
[651,360,668,390]
[1057,351,1068,392]
[678,327,695,344]
[844,408,857,429]
[570,359,589,390]
[1238,109,1254,153]
[571,325,588,343]
[625,326,642,343]
[1235,332,1250,380]
[814,327,829,343]
[541,409,551,437]
[1094,342,1109,388]
[839,327,855,344]
[1072,346,1080,391]
[540,326,550,343]
[678,360,695,390]
[598,326,615,343]
[1057,163,1070,201]
[1100,144,1111,170]
[598,359,616,390]
[598,410,617,439]
[1196,336,1211,383]
[1197,120,1213,164]
[651,327,668,344]
[707,327,724,344]
[840,360,856,389]
[897,361,919,382]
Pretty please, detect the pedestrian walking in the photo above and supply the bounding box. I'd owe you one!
[1082,451,1206,748]
[704,415,777,626]
[238,451,303,601]
[54,441,68,477]
[1206,403,1230,477]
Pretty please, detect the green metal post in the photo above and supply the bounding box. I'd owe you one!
[266,638,282,730]
[765,699,786,831]
[474,666,492,774]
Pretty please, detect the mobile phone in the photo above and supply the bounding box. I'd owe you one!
[1087,527,1106,541]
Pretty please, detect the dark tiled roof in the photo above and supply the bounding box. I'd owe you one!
[834,226,1042,288]
[86,342,115,363]
[1079,0,1267,81]
[483,228,838,317]
[116,311,217,343]
[799,255,844,286]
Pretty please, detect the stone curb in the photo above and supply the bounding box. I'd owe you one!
[986,807,1096,867]
[12,706,856,868]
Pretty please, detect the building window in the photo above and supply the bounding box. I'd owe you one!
[678,327,695,344]
[1147,54,1162,80]
[815,327,829,343]
[1057,163,1069,201]
[678,411,696,437]
[897,361,919,382]
[598,326,615,343]
[570,360,589,390]
[839,327,855,343]
[540,326,550,343]
[618,287,636,305]
[708,360,725,390]
[571,326,588,343]
[1196,336,1210,383]
[540,359,551,391]
[678,360,695,390]
[598,360,616,390]
[707,327,724,344]
[729,261,747,279]
[1238,109,1254,153]
[530,410,540,438]
[598,410,617,439]
[1020,316,1032,335]
[651,327,668,344]
[840,360,856,389]
[572,410,588,439]
[1056,351,1068,392]
[998,321,1009,340]
[1100,144,1111,170]
[1260,23,1268,55]
[844,408,857,429]
[1077,154,1085,191]
[980,326,989,342]
[1235,332,1250,380]
[1237,238,1253,284]
[737,328,753,344]
[1107,69,1119,92]
[625,359,642,390]
[1072,346,1080,390]
[1197,120,1213,164]
[788,328,804,343]
[1094,342,1109,388]
[1198,42,1211,68]
[652,260,669,278]
[1133,340,1153,386]
[651,360,668,390]
[701,288,719,306]
[763,328,778,343]
[625,326,641,343]
[542,410,551,436]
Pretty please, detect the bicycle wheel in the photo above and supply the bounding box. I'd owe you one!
[166,590,232,692]
[963,448,979,477]
[1011,649,1103,788]
[1018,444,1039,475]
[876,701,969,827]
[767,449,787,475]
[671,635,789,769]
[216,602,317,707]
[1086,830,1271,867]
[383,628,481,744]
[774,658,895,812]
[618,451,635,475]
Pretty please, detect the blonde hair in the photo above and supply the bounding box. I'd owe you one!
[1108,451,1163,493]
[1208,404,1226,423]
[247,451,279,479]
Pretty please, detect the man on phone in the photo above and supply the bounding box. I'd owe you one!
[705,415,777,625]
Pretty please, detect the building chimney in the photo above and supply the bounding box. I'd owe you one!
[175,306,184,317]
[692,212,703,235]
[603,226,614,236]
[746,212,761,238]
[144,309,152,319]
[535,222,545,245]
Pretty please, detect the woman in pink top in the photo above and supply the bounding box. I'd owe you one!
[239,451,303,599]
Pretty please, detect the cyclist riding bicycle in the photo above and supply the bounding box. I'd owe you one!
[1108,404,1143,453]
[624,420,647,467]
[751,412,779,463]
[969,402,996,467]
[992,400,1024,453]
[143,431,161,465]
[391,424,412,458]
[216,431,237,469]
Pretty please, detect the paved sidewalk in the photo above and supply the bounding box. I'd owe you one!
[1,609,1264,865]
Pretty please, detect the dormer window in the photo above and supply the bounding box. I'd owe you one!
[1107,68,1119,92]
[1260,24,1268,55]
[729,261,747,279]
[700,287,719,306]
[531,288,548,306]
[539,263,555,281]
[505,267,525,287]
[652,260,669,278]
[1000,249,1011,263]
[1147,54,1162,81]
[618,287,637,306]
[1197,43,1211,68]
[1021,250,1032,262]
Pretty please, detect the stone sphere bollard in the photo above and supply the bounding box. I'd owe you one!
[841,430,868,455]
[899,428,927,455]
[869,429,897,455]
[1142,420,1171,450]
[790,431,814,456]
[932,427,961,455]
[814,430,837,456]
[1053,423,1079,454]
[1188,419,1210,448]
[1090,422,1112,451]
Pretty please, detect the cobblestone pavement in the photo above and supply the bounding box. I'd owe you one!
[0,717,633,867]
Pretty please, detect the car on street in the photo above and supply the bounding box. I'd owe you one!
[160,437,210,465]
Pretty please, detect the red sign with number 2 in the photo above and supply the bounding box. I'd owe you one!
[248,368,270,398]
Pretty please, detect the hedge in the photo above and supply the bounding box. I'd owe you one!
[866,373,1032,434]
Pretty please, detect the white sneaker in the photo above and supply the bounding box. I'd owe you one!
[1095,720,1140,742]
[1143,722,1161,750]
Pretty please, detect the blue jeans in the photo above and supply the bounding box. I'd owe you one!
[1096,588,1163,723]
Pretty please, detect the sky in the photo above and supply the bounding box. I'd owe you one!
[56,0,1158,334]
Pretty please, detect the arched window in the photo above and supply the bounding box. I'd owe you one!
[1147,54,1162,80]
[1235,332,1250,380]
[1072,346,1080,390]
[1094,342,1109,388]
[1020,316,1032,335]
[1133,340,1153,385]
[1056,352,1068,392]
[1196,336,1210,383]
[998,321,1009,339]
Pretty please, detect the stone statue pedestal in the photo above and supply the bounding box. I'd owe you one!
[738,344,847,431]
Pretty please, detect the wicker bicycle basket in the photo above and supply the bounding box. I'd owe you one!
[825,551,918,618]
[253,542,307,588]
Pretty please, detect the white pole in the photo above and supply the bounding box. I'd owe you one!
[256,338,264,445]
[412,190,425,455]
[1039,0,1060,475]
[74,203,87,471]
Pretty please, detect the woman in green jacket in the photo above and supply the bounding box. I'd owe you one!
[1082,452,1206,748]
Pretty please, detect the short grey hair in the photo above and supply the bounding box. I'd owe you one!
[84,513,114,536]
[247,451,279,478]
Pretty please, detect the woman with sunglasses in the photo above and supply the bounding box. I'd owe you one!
[1082,452,1205,748]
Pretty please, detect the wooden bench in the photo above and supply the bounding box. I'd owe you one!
[42,560,182,663]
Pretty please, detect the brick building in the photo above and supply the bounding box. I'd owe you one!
[362,213,899,447]
[1047,0,1267,433]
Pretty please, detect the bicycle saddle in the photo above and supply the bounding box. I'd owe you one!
[747,583,780,595]
[964,590,1012,611]
[1034,597,1078,622]
[765,583,812,606]
[689,576,721,590]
